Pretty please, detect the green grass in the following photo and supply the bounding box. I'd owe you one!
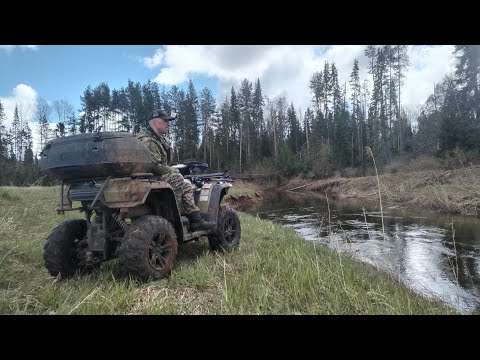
[0,189,21,201]
[227,186,258,198]
[0,186,458,314]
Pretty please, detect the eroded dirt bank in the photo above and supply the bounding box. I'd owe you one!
[269,167,480,216]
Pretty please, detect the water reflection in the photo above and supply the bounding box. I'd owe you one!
[245,190,480,313]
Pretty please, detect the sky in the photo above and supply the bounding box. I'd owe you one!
[0,45,457,153]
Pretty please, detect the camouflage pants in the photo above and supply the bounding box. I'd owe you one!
[160,172,199,215]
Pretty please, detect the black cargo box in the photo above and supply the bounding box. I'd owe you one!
[39,132,151,181]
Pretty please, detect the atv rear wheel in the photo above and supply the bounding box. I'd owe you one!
[118,215,178,280]
[208,206,241,252]
[43,219,94,278]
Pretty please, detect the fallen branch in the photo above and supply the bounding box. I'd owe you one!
[287,182,315,192]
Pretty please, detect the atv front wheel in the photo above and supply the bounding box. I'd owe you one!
[208,206,241,252]
[43,219,94,278]
[118,215,178,280]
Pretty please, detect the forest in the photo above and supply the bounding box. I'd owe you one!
[0,45,479,186]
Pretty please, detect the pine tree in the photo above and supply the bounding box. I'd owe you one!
[11,105,21,161]
[0,100,7,183]
[167,85,181,161]
[454,45,480,121]
[199,87,216,162]
[252,79,265,160]
[286,102,301,155]
[116,87,131,132]
[110,89,121,131]
[126,80,144,134]
[80,86,95,133]
[21,122,35,185]
[309,71,324,115]
[142,80,157,128]
[94,82,111,131]
[0,99,6,160]
[350,59,362,165]
[217,97,232,171]
[322,62,332,145]
[393,45,409,120]
[303,107,314,155]
[438,78,465,152]
[229,87,241,170]
[238,79,253,170]
[182,80,200,161]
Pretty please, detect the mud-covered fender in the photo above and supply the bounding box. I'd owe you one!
[196,182,232,224]
[102,178,185,241]
[102,178,173,207]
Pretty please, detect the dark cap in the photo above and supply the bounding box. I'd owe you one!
[150,109,176,121]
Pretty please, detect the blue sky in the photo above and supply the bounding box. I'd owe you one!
[0,45,456,152]
[0,45,215,114]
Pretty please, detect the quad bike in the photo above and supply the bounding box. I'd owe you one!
[39,131,241,280]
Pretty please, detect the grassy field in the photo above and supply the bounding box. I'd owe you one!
[0,186,458,314]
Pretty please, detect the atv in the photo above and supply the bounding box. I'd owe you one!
[39,131,241,280]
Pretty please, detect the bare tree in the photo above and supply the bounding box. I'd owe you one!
[53,100,74,137]
[34,98,52,150]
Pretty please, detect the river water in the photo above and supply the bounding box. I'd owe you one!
[243,190,480,313]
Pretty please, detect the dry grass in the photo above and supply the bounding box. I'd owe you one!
[279,166,480,217]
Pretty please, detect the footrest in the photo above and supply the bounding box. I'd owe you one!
[181,216,190,227]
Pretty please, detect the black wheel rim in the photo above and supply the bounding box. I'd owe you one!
[148,233,172,270]
[223,218,238,244]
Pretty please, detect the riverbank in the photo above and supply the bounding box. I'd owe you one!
[272,167,480,217]
[0,186,458,314]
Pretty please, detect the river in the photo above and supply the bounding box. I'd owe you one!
[243,190,480,313]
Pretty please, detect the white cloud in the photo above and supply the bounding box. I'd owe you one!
[0,45,39,54]
[0,45,16,53]
[0,84,38,128]
[21,45,39,50]
[403,45,456,107]
[0,84,41,152]
[144,45,456,116]
[143,48,165,69]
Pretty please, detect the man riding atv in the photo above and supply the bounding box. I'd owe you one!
[40,110,241,281]
[137,109,214,231]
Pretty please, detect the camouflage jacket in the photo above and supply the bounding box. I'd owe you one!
[137,127,179,176]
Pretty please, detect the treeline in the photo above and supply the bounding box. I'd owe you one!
[0,104,40,185]
[0,45,479,186]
